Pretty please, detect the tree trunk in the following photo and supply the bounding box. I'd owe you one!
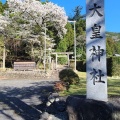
[31,42,34,60]
[3,44,5,69]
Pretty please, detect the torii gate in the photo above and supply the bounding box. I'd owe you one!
[52,52,73,70]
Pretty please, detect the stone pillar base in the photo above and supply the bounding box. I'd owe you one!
[66,95,113,120]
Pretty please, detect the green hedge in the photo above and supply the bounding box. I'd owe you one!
[76,60,86,72]
[107,57,112,76]
[71,57,120,77]
[107,57,120,76]
[58,57,67,65]
[70,60,86,71]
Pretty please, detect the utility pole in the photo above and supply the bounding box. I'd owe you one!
[68,20,76,71]
[44,22,46,71]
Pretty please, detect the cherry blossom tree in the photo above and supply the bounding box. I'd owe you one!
[0,13,10,69]
[0,14,9,33]
[1,0,68,68]
[7,0,68,38]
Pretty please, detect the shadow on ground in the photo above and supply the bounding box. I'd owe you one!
[0,81,65,120]
[0,80,119,120]
[0,93,40,120]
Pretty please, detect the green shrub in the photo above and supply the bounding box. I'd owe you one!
[58,57,67,65]
[59,69,80,86]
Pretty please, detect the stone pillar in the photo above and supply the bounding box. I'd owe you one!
[55,53,57,70]
[67,54,70,67]
[86,0,107,101]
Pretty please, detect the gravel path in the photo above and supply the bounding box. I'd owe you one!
[0,79,68,120]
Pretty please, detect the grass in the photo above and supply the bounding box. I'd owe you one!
[60,78,86,96]
[108,78,120,96]
[60,72,120,97]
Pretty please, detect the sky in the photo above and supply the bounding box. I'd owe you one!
[1,0,120,33]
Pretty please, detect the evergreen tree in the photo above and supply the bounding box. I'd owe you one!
[73,6,83,21]
[56,23,74,52]
[0,1,4,14]
[114,41,120,54]
[106,37,115,56]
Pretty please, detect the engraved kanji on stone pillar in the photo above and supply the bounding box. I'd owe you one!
[86,0,107,101]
